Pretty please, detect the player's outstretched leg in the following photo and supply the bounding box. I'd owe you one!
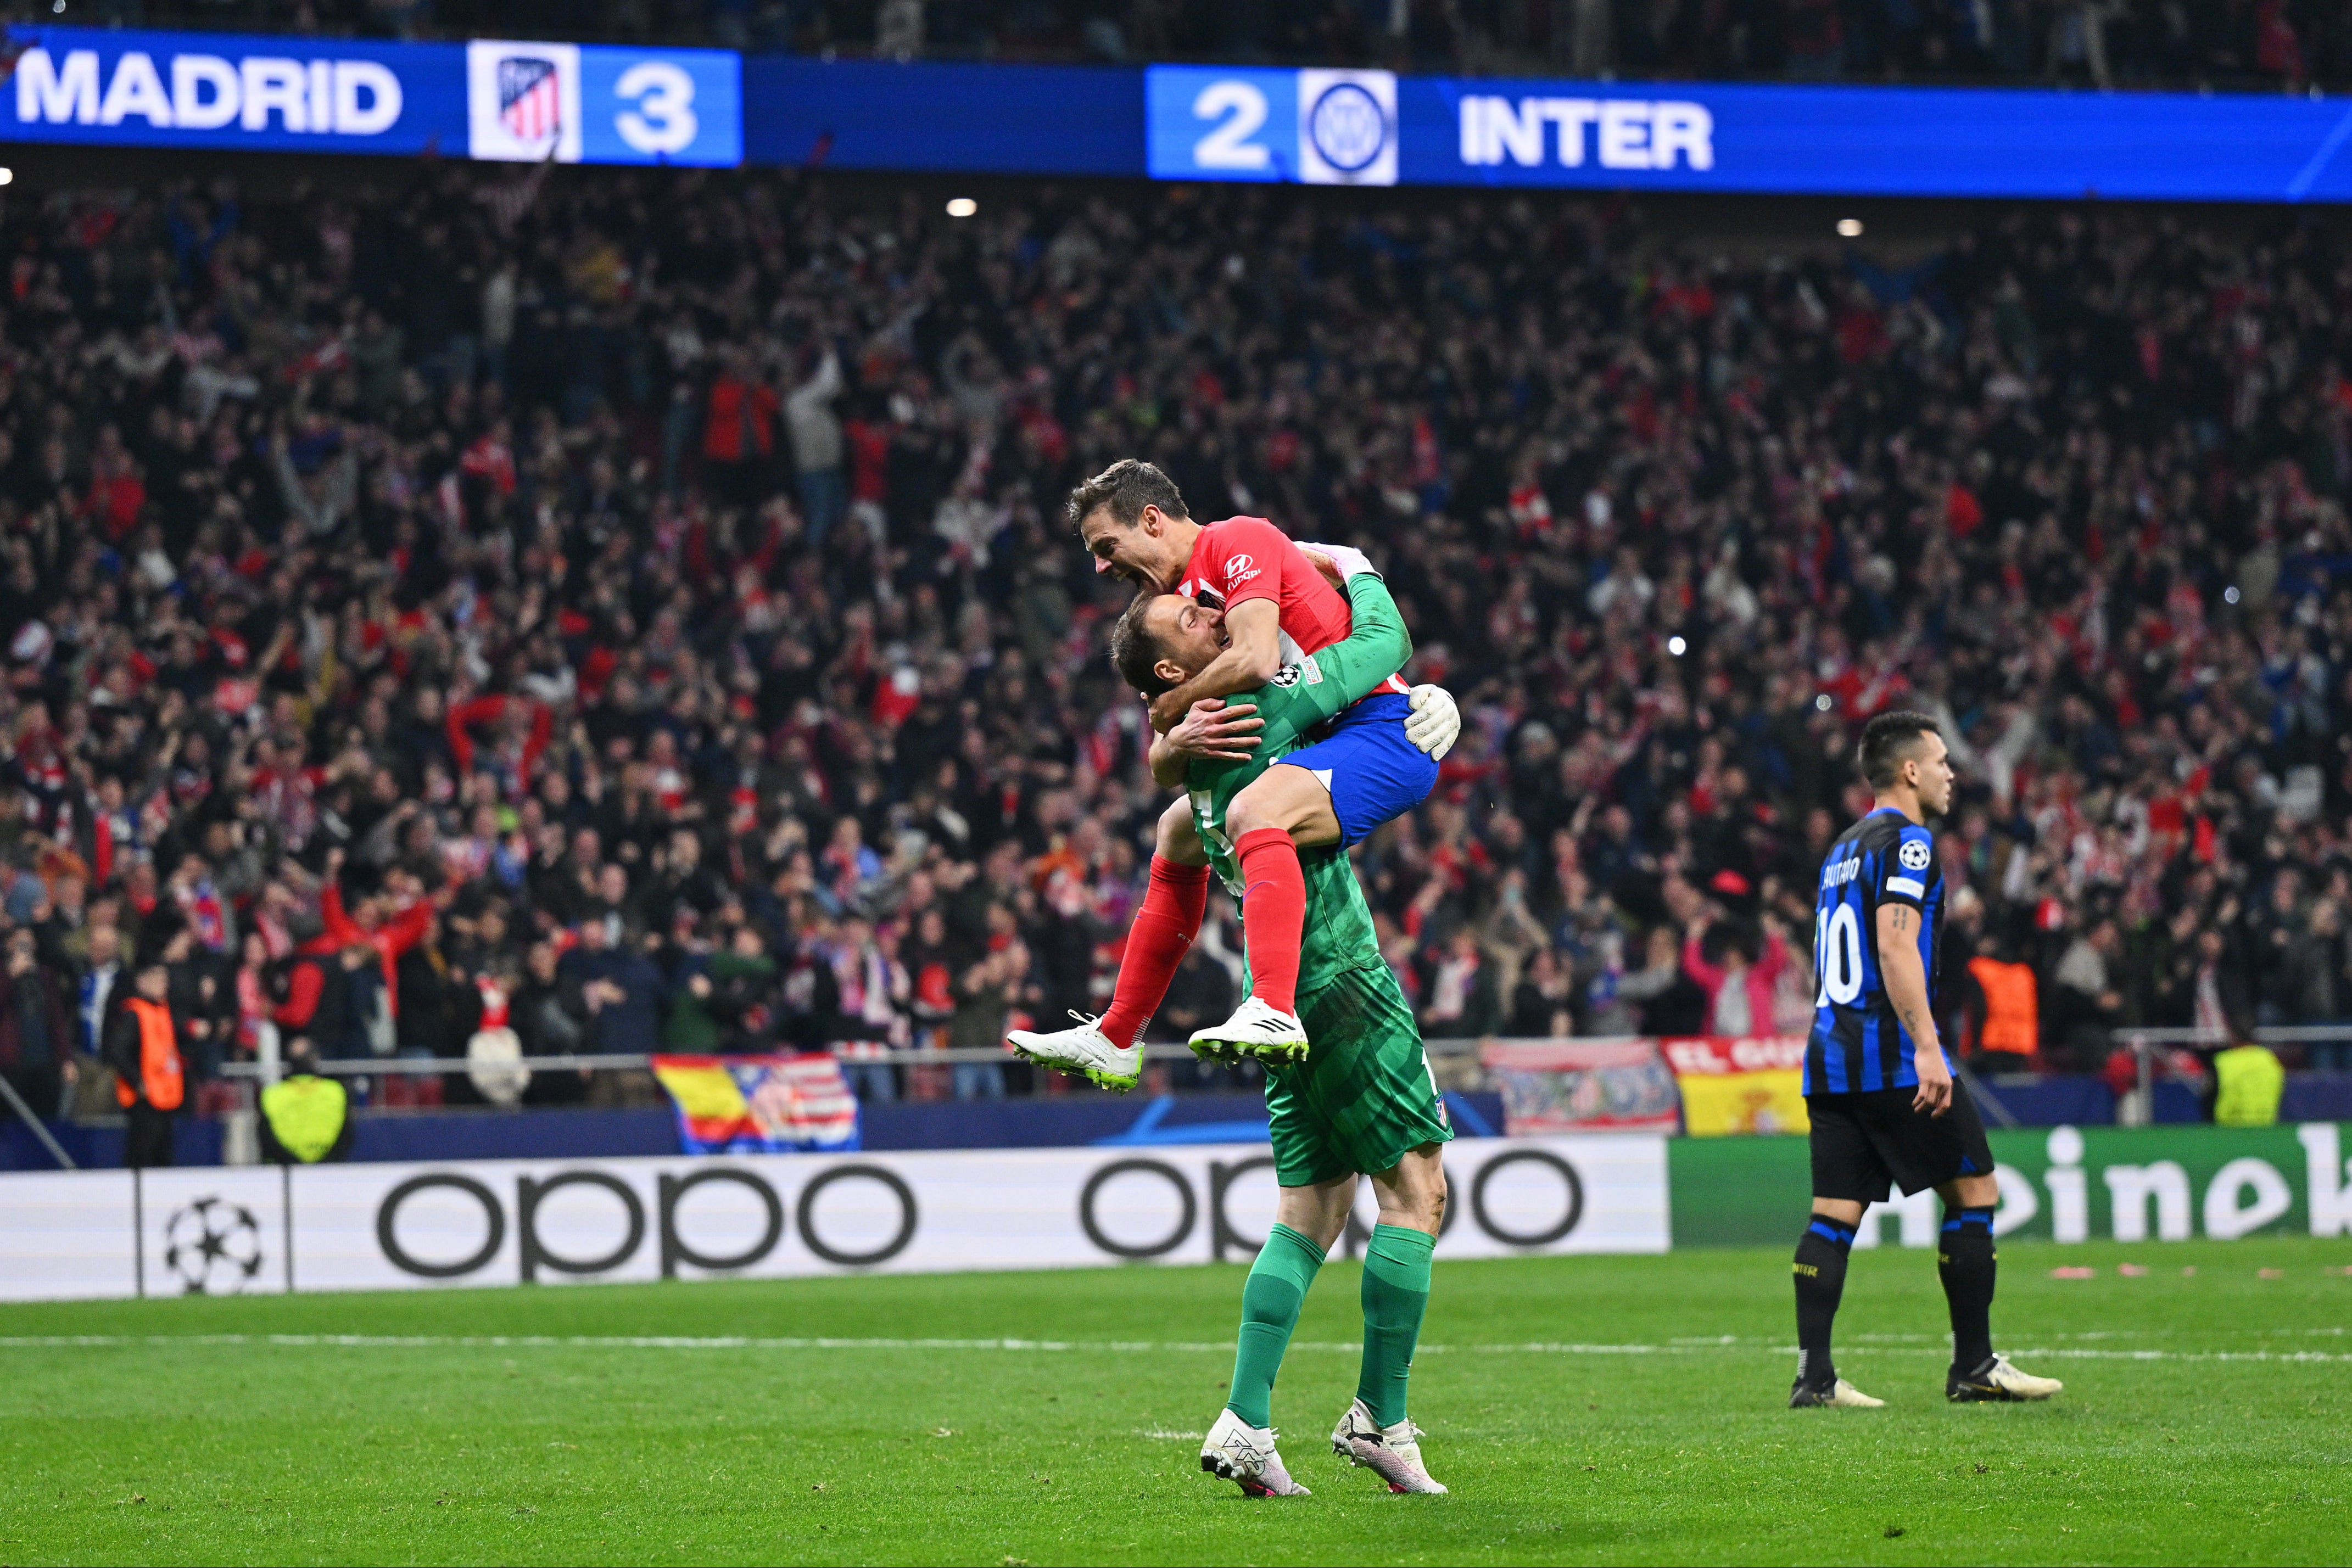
[1789,1212,1882,1408]
[1189,827,1308,1063]
[1200,1221,1326,1497]
[1938,1192,2063,1402]
[1012,805,1209,1091]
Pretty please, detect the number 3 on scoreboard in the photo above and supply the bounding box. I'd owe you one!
[615,60,698,156]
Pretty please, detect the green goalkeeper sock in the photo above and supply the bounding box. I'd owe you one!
[1226,1223,1326,1429]
[1357,1223,1435,1429]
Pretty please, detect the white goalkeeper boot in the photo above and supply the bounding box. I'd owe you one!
[1331,1397,1448,1494]
[1005,1012,1140,1092]
[1189,996,1309,1065]
[1200,1408,1310,1497]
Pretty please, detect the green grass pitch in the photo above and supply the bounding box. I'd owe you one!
[3,1237,2348,1565]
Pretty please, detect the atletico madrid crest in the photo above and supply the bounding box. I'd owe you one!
[498,55,562,144]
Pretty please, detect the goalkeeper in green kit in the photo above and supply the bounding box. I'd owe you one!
[1107,546,1452,1498]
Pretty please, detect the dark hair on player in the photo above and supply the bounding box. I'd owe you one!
[1857,709,1941,790]
[1065,458,1189,530]
[1110,593,1178,696]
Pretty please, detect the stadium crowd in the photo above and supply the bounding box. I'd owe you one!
[19,0,2352,94]
[0,161,2347,1132]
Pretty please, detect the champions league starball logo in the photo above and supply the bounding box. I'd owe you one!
[161,1197,265,1296]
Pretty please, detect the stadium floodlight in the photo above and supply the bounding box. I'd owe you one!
[946,197,978,218]
[1837,217,1864,237]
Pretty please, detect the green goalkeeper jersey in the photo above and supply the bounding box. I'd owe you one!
[1183,572,1409,997]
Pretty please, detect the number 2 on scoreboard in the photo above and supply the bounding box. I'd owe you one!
[1192,80,1271,171]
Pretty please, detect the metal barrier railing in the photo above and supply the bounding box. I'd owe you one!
[2110,1026,2352,1124]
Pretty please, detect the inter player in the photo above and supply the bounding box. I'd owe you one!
[1791,710,2064,1409]
[1118,550,1450,1497]
[1010,460,1456,1083]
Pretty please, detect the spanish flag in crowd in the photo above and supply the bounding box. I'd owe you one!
[650,1054,862,1155]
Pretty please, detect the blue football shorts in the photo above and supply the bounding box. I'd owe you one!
[1276,691,1438,849]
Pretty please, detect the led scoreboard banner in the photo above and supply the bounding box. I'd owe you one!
[3,26,740,165]
[1142,63,2352,201]
[6,26,2352,203]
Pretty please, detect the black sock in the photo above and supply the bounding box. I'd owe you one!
[1793,1217,1854,1385]
[1938,1206,1997,1373]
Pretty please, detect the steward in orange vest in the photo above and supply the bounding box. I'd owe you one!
[104,962,182,1169]
[1965,955,2039,1067]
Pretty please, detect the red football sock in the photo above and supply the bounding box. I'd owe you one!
[1234,827,1306,1016]
[1096,856,1211,1050]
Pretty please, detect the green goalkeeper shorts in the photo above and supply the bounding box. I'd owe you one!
[1266,961,1455,1188]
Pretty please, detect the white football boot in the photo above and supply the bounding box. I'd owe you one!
[1331,1397,1448,1494]
[1005,1011,1140,1091]
[1947,1354,2064,1402]
[1199,1408,1311,1497]
[1788,1376,1885,1409]
[1188,996,1309,1064]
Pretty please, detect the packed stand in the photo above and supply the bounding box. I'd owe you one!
[14,0,2351,95]
[0,164,2347,1137]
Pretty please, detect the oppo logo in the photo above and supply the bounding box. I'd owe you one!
[373,1164,919,1282]
[1075,1150,1582,1261]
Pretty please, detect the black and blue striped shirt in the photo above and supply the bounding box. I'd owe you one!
[1805,807,1945,1095]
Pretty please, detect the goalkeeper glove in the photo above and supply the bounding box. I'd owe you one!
[1405,685,1461,761]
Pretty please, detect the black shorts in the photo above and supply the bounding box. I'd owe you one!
[1807,1082,1994,1203]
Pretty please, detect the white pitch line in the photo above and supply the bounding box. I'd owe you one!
[2,1333,2351,1364]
